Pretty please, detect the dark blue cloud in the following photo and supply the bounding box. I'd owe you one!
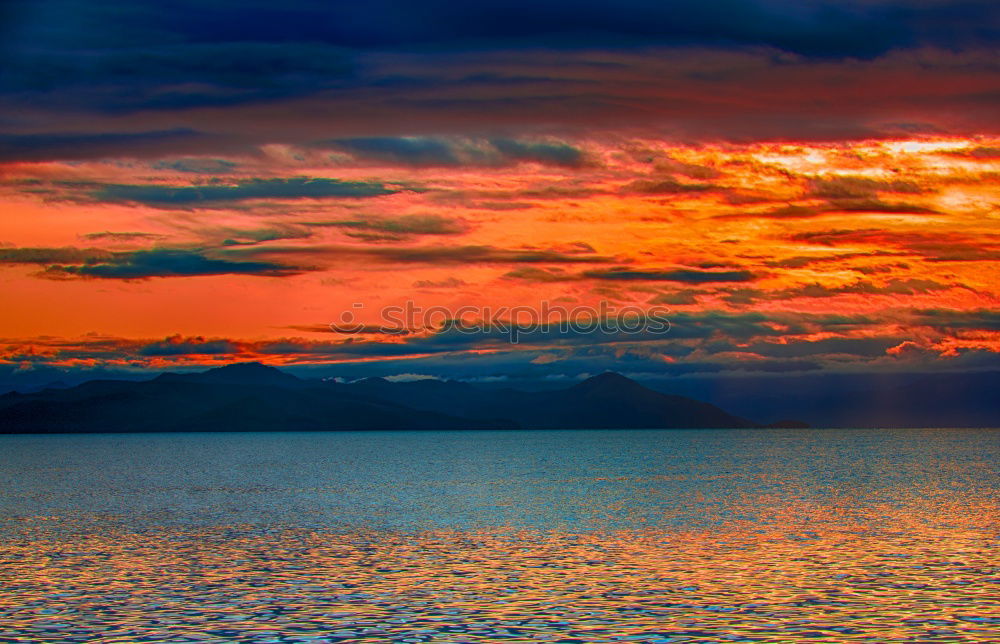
[490,139,583,166]
[662,311,808,339]
[347,245,619,265]
[90,178,397,206]
[6,1,992,57]
[212,225,314,246]
[61,249,295,279]
[0,247,114,264]
[282,311,849,360]
[625,178,716,194]
[914,309,1000,331]
[0,129,202,162]
[583,269,757,283]
[708,337,905,359]
[0,39,355,111]
[153,158,238,174]
[139,337,240,356]
[722,279,953,306]
[809,176,923,198]
[185,1,1000,56]
[81,231,165,242]
[503,266,759,283]
[325,137,584,167]
[0,1,995,154]
[306,214,468,238]
[329,138,462,165]
[14,248,301,279]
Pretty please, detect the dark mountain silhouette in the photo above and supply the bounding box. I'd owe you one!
[16,380,71,394]
[0,364,513,433]
[0,366,759,433]
[153,361,303,387]
[338,371,756,429]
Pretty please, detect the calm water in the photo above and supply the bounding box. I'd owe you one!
[0,429,997,642]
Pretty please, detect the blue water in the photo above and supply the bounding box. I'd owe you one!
[1,428,996,533]
[1,429,997,642]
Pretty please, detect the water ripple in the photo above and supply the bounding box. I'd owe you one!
[0,515,996,642]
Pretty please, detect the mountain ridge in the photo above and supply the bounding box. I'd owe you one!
[0,365,763,433]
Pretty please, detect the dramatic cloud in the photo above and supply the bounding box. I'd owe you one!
[624,178,716,195]
[90,178,398,206]
[956,146,1000,159]
[326,137,584,167]
[210,225,314,246]
[328,138,463,166]
[503,267,577,283]
[914,309,1000,332]
[583,269,757,283]
[791,229,1000,262]
[8,308,979,377]
[346,245,620,265]
[809,176,923,199]
[0,129,203,162]
[489,139,584,167]
[305,215,468,239]
[152,158,238,174]
[0,246,300,279]
[652,290,705,305]
[723,278,955,306]
[0,246,115,265]
[723,200,939,220]
[0,2,996,383]
[139,335,240,356]
[81,231,166,242]
[0,2,995,159]
[46,249,300,280]
[503,267,759,284]
[412,277,466,288]
[5,1,995,61]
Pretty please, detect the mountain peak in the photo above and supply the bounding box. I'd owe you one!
[353,376,391,386]
[572,372,640,392]
[206,362,281,375]
[205,362,300,383]
[156,362,300,386]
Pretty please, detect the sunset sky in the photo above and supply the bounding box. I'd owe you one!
[0,0,997,384]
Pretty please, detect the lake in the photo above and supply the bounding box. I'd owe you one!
[1,428,997,642]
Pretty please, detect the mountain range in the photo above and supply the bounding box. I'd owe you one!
[2,362,996,433]
[0,363,765,433]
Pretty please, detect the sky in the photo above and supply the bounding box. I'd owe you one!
[0,0,998,385]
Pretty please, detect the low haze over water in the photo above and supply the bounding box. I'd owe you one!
[1,429,997,642]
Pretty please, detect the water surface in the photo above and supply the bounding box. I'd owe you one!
[1,429,997,642]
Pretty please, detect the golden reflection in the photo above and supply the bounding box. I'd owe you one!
[1,503,996,642]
